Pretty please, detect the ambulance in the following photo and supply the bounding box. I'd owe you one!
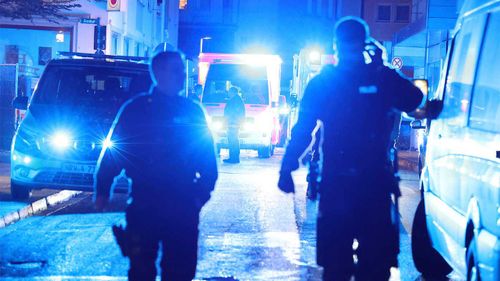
[198,53,283,158]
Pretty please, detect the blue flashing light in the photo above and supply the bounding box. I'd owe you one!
[309,50,322,64]
[102,138,114,149]
[50,131,72,151]
[211,120,224,131]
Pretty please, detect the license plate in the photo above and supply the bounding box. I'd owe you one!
[61,163,95,174]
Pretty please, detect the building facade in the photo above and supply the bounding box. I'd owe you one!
[0,0,179,75]
[178,0,239,59]
[392,0,459,95]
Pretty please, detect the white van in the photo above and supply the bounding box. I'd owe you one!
[411,1,500,280]
[10,53,150,199]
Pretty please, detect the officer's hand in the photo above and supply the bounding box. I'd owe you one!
[278,171,295,194]
[366,38,386,66]
[95,195,109,212]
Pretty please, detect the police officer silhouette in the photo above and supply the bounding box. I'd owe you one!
[94,50,218,281]
[279,17,423,281]
[223,86,245,164]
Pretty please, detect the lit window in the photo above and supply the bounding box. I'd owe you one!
[396,5,410,22]
[377,5,391,22]
[179,0,187,9]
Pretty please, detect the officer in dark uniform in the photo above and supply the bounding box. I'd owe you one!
[223,86,245,164]
[278,17,423,281]
[94,50,218,281]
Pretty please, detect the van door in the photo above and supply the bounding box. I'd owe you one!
[425,13,487,260]
[462,10,500,236]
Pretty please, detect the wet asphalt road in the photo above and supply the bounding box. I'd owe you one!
[0,149,462,280]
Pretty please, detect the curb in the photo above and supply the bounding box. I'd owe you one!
[0,190,82,228]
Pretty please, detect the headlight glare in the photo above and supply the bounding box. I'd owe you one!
[50,131,72,151]
[243,121,256,131]
[211,120,224,131]
[102,138,114,149]
[279,106,290,115]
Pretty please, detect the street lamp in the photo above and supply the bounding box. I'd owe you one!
[199,36,212,54]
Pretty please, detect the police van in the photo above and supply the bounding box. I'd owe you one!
[411,1,500,280]
[10,52,151,199]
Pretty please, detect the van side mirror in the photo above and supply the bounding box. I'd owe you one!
[409,79,444,120]
[13,96,28,110]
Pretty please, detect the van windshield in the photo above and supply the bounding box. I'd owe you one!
[31,65,151,109]
[202,64,269,105]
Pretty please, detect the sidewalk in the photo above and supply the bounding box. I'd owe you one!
[398,150,419,173]
[0,154,80,228]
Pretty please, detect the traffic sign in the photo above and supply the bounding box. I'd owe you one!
[80,18,99,24]
[391,57,403,69]
[107,0,121,11]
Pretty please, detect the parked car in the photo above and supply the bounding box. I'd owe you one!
[411,1,500,280]
[10,52,151,199]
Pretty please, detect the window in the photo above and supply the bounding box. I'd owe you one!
[111,33,120,55]
[469,13,500,132]
[396,5,410,22]
[124,38,130,56]
[179,0,187,9]
[32,65,150,107]
[135,43,142,57]
[202,64,269,105]
[377,5,391,21]
[441,15,486,126]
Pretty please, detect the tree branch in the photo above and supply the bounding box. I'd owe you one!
[0,0,82,23]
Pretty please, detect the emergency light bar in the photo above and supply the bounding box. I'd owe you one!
[57,51,148,62]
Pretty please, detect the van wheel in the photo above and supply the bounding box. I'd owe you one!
[467,237,481,281]
[258,145,272,158]
[411,199,452,279]
[11,181,32,200]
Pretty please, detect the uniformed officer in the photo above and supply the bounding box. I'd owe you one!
[278,17,423,281]
[94,50,218,281]
[223,86,245,164]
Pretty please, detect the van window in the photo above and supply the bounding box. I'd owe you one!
[202,64,269,105]
[32,65,150,108]
[469,12,500,133]
[441,15,486,126]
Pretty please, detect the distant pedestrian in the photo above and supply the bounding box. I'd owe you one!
[278,17,423,281]
[223,86,245,164]
[94,50,218,281]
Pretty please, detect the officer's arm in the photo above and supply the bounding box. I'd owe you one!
[388,69,424,113]
[281,77,322,172]
[94,102,130,203]
[194,105,218,201]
